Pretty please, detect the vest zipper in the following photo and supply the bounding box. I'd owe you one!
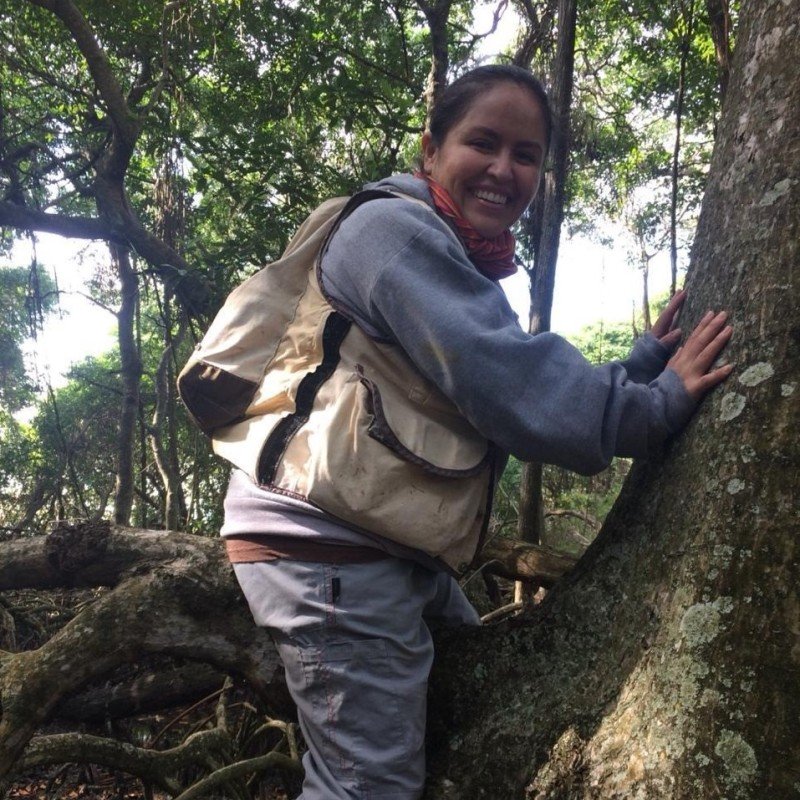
[256,312,352,485]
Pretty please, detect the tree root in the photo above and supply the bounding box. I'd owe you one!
[173,752,303,800]
[0,523,286,781]
[13,728,231,795]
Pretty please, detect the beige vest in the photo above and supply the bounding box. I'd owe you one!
[179,191,494,572]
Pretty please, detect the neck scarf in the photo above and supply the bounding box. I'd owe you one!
[416,172,518,280]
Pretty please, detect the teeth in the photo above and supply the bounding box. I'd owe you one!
[474,189,508,205]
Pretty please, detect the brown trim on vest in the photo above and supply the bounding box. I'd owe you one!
[256,312,352,485]
[178,362,259,435]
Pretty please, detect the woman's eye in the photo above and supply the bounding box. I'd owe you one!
[517,151,538,164]
[470,140,492,151]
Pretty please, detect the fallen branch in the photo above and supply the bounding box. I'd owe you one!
[478,538,578,586]
[480,601,524,624]
[0,523,285,778]
[55,662,227,722]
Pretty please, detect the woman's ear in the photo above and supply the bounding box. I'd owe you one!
[421,131,436,174]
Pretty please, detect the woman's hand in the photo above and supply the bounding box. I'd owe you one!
[667,309,734,401]
[651,289,687,351]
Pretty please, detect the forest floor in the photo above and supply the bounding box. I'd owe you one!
[4,767,291,798]
[2,589,297,800]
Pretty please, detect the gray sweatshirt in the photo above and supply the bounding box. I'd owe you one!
[221,174,694,557]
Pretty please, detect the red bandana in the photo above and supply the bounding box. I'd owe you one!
[416,172,518,280]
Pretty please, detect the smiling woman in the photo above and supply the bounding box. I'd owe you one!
[179,63,733,800]
[421,80,548,237]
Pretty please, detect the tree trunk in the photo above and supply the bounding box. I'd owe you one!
[149,343,186,530]
[705,0,733,106]
[416,0,452,124]
[424,1,800,795]
[517,0,578,547]
[641,249,651,330]
[670,0,695,297]
[112,244,141,526]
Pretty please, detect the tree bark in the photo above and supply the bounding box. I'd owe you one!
[112,244,141,526]
[705,0,733,106]
[424,1,800,795]
[55,663,226,722]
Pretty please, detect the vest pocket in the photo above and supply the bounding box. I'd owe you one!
[354,364,490,477]
[275,360,491,568]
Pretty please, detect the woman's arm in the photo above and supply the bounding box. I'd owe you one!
[321,196,729,474]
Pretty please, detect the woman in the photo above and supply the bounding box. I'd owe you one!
[219,65,732,799]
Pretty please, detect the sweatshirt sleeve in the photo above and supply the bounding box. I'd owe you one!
[621,331,672,384]
[320,197,695,475]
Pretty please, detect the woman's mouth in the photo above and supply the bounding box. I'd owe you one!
[473,189,509,206]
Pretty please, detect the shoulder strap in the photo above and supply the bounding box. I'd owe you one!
[319,188,464,261]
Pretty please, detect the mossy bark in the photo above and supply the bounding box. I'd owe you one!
[425,1,800,796]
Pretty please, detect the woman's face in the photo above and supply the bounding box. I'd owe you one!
[422,82,547,238]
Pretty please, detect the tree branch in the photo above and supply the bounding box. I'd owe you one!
[0,201,211,314]
[25,0,140,151]
[0,201,116,241]
[479,538,578,585]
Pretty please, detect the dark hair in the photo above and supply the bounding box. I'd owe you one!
[428,65,552,154]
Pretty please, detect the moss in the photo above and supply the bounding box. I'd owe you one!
[720,392,746,421]
[714,729,758,797]
[738,362,775,386]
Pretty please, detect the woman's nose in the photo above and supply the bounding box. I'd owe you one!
[487,151,514,180]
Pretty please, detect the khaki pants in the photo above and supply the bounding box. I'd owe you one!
[234,558,479,799]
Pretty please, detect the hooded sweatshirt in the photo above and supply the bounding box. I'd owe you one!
[221,174,693,566]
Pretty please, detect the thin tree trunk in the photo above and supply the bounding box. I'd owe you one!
[136,290,148,528]
[670,0,695,296]
[112,244,142,526]
[165,314,188,526]
[416,0,452,124]
[705,0,733,105]
[10,476,50,533]
[642,252,652,330]
[517,0,578,547]
[47,387,90,519]
[149,344,185,530]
